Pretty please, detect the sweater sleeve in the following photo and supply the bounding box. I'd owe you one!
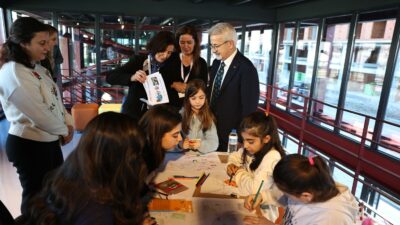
[227,148,244,167]
[198,121,219,154]
[234,150,281,196]
[64,108,74,126]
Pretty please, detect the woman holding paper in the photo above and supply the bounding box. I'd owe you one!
[106,31,175,120]
[163,25,208,108]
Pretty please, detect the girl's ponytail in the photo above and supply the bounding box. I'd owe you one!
[273,154,339,202]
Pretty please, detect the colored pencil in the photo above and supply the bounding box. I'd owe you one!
[228,174,234,184]
[173,175,200,179]
[252,180,264,208]
[195,173,206,187]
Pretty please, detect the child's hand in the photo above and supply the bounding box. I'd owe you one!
[142,217,157,225]
[171,82,186,93]
[189,139,201,149]
[244,194,263,211]
[182,138,190,149]
[131,70,147,83]
[226,164,240,176]
[243,216,275,225]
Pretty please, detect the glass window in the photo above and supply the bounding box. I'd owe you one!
[243,24,273,109]
[382,10,400,159]
[341,11,396,143]
[282,133,299,154]
[0,8,5,44]
[200,31,209,63]
[332,161,355,190]
[311,15,352,130]
[273,22,296,110]
[290,19,319,114]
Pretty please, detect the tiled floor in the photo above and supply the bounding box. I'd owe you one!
[0,125,81,218]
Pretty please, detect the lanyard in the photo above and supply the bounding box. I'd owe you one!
[147,55,152,73]
[180,53,193,83]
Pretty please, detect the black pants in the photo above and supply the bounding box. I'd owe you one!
[6,134,63,215]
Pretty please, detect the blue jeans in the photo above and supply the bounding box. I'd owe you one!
[0,119,10,152]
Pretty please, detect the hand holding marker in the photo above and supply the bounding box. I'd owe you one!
[252,180,264,208]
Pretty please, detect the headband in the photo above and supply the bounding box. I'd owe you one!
[308,156,315,166]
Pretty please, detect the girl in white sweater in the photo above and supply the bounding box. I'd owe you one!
[181,79,218,153]
[227,112,286,221]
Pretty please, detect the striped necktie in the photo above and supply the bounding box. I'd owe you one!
[210,61,225,109]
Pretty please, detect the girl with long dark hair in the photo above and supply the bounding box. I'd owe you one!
[226,112,285,221]
[26,112,150,225]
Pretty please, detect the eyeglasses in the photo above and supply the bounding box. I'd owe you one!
[208,41,229,50]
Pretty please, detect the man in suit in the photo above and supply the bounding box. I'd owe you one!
[208,23,259,151]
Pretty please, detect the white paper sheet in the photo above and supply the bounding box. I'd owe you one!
[142,72,169,105]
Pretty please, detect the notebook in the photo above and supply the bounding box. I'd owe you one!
[156,178,188,195]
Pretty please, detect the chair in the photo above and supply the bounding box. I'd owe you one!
[71,103,99,132]
[0,200,14,225]
[98,103,122,114]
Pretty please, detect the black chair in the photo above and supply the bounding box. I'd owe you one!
[0,200,14,225]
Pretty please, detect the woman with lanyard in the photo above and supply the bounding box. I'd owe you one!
[165,25,208,109]
[106,31,175,120]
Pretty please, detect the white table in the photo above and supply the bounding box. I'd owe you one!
[150,152,257,225]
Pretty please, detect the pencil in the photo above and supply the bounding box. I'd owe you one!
[198,173,210,187]
[195,172,206,187]
[173,175,200,179]
[228,174,233,184]
[252,180,264,208]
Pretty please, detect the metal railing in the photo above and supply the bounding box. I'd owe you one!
[262,84,399,225]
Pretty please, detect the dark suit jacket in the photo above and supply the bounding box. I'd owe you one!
[208,51,259,151]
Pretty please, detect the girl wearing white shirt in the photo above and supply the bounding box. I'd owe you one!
[227,112,285,221]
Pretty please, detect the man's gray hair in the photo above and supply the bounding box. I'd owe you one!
[208,22,237,45]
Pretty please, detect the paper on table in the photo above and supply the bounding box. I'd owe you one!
[200,175,239,196]
[142,72,169,105]
[165,153,223,173]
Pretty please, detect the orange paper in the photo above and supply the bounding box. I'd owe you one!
[148,198,193,213]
